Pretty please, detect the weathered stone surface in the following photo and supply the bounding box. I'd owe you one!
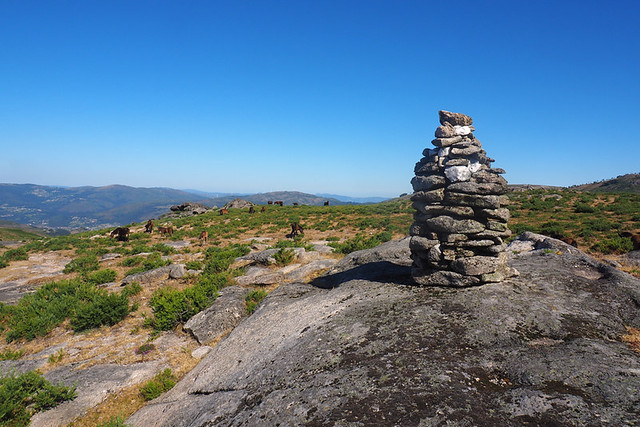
[450,254,504,275]
[411,268,481,287]
[445,192,501,209]
[127,239,640,426]
[414,160,440,175]
[411,175,446,192]
[444,158,469,166]
[122,265,175,285]
[435,122,456,138]
[439,110,473,126]
[425,216,485,234]
[422,205,475,218]
[100,253,121,262]
[447,181,508,195]
[478,208,510,222]
[410,188,445,203]
[450,145,483,156]
[184,286,251,345]
[431,136,462,147]
[223,198,254,209]
[409,236,439,252]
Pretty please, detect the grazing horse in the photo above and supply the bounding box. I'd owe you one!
[324,201,329,206]
[560,237,578,248]
[293,202,299,206]
[219,208,229,215]
[261,206,266,213]
[158,226,173,236]
[110,227,130,242]
[144,219,154,233]
[275,201,284,206]
[620,232,640,251]
[290,222,304,237]
[249,206,255,214]
[199,231,208,243]
[267,201,273,205]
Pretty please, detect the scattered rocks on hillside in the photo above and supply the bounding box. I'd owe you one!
[410,110,516,287]
[121,264,185,285]
[223,199,254,210]
[170,202,211,215]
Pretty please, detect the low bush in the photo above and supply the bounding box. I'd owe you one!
[125,253,171,276]
[85,269,117,285]
[140,369,176,401]
[1,279,133,342]
[70,292,131,332]
[1,247,29,262]
[246,289,268,314]
[329,231,392,254]
[273,248,295,266]
[0,349,23,360]
[590,236,634,254]
[96,415,130,427]
[185,260,203,270]
[121,282,143,298]
[0,370,76,426]
[63,254,99,274]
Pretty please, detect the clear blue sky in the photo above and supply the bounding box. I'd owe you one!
[1,1,638,197]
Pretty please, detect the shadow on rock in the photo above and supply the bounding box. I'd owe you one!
[311,261,412,288]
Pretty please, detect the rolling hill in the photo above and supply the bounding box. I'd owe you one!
[570,173,640,193]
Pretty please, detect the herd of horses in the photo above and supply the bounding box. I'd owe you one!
[109,204,640,252]
[108,203,317,243]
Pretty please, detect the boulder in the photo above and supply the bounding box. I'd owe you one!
[223,199,254,210]
[184,286,251,345]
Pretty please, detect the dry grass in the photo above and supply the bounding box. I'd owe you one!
[622,327,640,354]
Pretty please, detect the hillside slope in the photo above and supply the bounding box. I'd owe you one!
[571,173,640,193]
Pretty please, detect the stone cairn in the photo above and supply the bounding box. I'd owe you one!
[409,110,516,287]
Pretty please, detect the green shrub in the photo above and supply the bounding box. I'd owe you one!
[1,279,133,342]
[574,203,596,213]
[140,369,176,401]
[591,236,634,254]
[329,231,392,254]
[121,282,143,298]
[121,257,143,267]
[63,254,99,274]
[149,286,213,331]
[70,292,131,332]
[125,253,171,276]
[1,247,29,262]
[185,260,203,270]
[96,415,130,427]
[0,259,8,269]
[273,248,295,266]
[273,238,314,251]
[0,370,76,426]
[246,289,268,314]
[0,349,23,360]
[86,269,117,285]
[151,243,175,255]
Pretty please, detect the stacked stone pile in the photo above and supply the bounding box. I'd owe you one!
[410,110,516,287]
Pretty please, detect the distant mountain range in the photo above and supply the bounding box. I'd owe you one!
[0,184,372,232]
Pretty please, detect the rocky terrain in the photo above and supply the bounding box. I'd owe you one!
[124,233,640,426]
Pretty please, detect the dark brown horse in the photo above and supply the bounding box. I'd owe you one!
[110,227,130,242]
[220,208,229,215]
[158,226,173,236]
[290,222,304,237]
[144,219,154,233]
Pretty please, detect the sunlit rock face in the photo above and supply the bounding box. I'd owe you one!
[410,110,516,287]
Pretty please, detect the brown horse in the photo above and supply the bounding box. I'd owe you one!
[249,206,255,214]
[219,208,229,215]
[199,230,208,243]
[559,237,578,248]
[158,226,173,236]
[290,222,304,237]
[144,219,154,233]
[110,227,130,242]
[261,206,266,213]
[324,201,329,206]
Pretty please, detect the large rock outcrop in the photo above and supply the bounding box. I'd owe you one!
[128,235,640,426]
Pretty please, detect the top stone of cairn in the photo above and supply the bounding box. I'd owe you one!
[439,110,473,127]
